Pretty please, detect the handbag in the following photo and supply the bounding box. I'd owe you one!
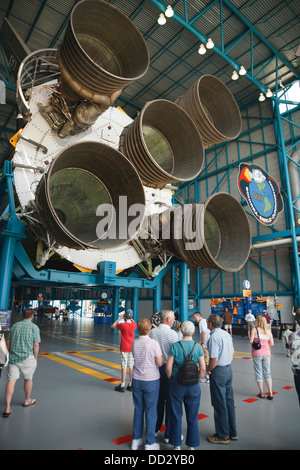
[252,328,261,350]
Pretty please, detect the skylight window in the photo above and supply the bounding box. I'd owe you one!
[278,80,300,114]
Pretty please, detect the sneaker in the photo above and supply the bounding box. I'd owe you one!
[187,447,195,450]
[126,384,132,391]
[114,384,125,393]
[131,438,143,450]
[225,435,239,441]
[145,443,160,450]
[204,377,210,384]
[207,434,230,445]
[173,446,181,450]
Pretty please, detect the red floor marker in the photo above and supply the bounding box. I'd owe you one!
[243,398,259,403]
[282,386,294,390]
[112,434,133,445]
[104,377,120,383]
[112,413,209,446]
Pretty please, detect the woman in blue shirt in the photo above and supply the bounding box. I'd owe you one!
[166,321,205,450]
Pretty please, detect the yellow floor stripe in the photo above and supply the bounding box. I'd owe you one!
[234,350,251,355]
[70,352,121,370]
[41,353,120,382]
[40,348,253,383]
[64,347,119,354]
[42,332,119,351]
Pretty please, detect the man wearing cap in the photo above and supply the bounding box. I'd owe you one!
[111,309,136,392]
[263,309,272,330]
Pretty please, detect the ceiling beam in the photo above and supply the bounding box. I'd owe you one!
[148,0,299,95]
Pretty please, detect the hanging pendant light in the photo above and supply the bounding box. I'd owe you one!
[165,5,174,17]
[198,44,206,55]
[157,13,166,25]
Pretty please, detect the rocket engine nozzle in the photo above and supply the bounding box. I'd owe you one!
[177,75,242,148]
[160,193,251,272]
[120,99,204,188]
[57,0,149,107]
[35,141,146,250]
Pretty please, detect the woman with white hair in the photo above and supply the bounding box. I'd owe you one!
[166,321,205,450]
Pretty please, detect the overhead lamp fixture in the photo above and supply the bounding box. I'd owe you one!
[206,37,214,49]
[266,88,273,98]
[198,43,206,55]
[157,13,166,25]
[239,65,246,76]
[231,70,239,80]
[165,5,174,17]
[258,92,266,102]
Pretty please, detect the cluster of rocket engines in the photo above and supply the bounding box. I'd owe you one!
[13,0,251,274]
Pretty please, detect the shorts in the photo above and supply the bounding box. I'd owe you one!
[252,355,271,382]
[224,324,232,329]
[7,355,37,381]
[120,352,134,370]
[203,348,209,367]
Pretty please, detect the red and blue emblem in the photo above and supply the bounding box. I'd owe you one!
[238,163,283,225]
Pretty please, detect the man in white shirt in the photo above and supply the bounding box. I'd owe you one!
[193,312,210,347]
[149,310,178,443]
[245,309,256,338]
[193,312,210,383]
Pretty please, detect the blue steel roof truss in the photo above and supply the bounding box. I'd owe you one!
[0,0,299,309]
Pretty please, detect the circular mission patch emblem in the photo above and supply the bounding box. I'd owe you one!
[238,163,283,225]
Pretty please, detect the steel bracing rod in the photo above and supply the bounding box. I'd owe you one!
[221,0,299,78]
[274,102,300,304]
[148,0,299,94]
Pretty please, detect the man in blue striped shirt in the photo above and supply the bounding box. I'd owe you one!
[206,314,238,444]
[3,308,41,417]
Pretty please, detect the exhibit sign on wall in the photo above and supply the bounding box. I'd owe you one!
[237,163,283,225]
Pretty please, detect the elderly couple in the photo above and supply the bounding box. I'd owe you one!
[129,310,237,451]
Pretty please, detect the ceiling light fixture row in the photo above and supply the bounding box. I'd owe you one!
[198,37,214,55]
[259,89,273,101]
[231,65,246,80]
[157,7,273,104]
[157,5,174,25]
[230,66,273,101]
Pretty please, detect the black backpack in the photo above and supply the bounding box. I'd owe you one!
[175,341,199,386]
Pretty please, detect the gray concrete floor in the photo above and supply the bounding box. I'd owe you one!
[0,315,299,451]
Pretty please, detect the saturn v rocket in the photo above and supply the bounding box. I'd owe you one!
[12,0,251,276]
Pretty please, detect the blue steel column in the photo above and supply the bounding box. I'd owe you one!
[131,287,138,323]
[0,217,25,309]
[112,287,120,323]
[153,281,161,313]
[0,162,26,309]
[274,101,300,305]
[179,262,189,321]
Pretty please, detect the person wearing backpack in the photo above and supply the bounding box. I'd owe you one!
[166,321,206,450]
